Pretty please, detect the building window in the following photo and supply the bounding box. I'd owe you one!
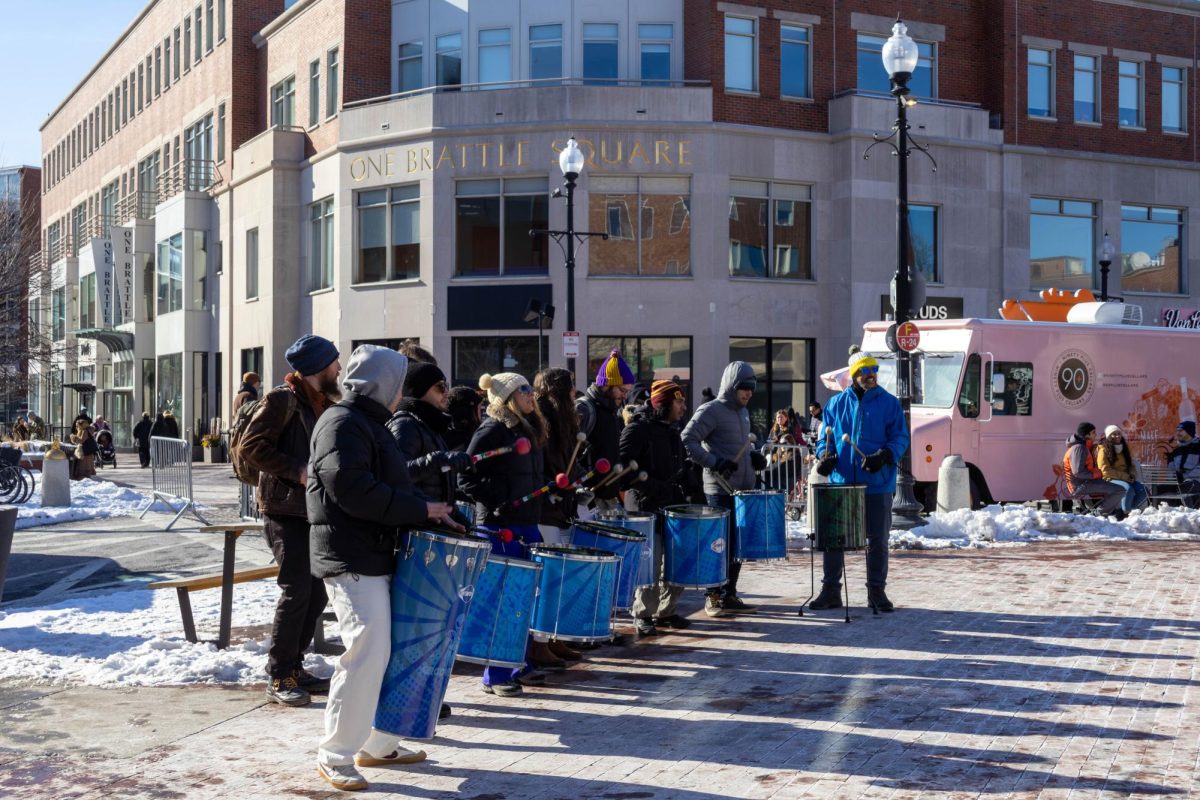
[1074,54,1099,123]
[356,186,420,283]
[309,60,321,127]
[218,0,225,41]
[121,78,129,124]
[909,204,939,284]
[246,228,259,299]
[452,336,548,385]
[194,6,202,64]
[436,33,463,88]
[156,233,184,314]
[728,181,811,279]
[724,16,756,92]
[173,27,181,80]
[529,24,562,82]
[79,273,96,330]
[398,42,423,92]
[155,46,163,96]
[729,337,814,437]
[185,114,213,189]
[583,23,619,85]
[191,230,209,310]
[1163,66,1186,133]
[455,178,549,276]
[478,29,511,87]
[780,24,811,99]
[587,336,693,401]
[137,64,145,112]
[1119,60,1143,127]
[184,17,191,70]
[639,23,672,82]
[216,103,225,163]
[1027,48,1054,118]
[157,353,182,418]
[241,347,263,383]
[1120,205,1184,294]
[1029,198,1096,290]
[589,176,691,276]
[858,33,935,97]
[327,47,339,117]
[271,76,296,127]
[52,287,66,341]
[205,0,214,52]
[310,197,335,290]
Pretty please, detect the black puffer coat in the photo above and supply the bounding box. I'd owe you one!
[619,407,699,513]
[458,409,544,527]
[387,398,455,504]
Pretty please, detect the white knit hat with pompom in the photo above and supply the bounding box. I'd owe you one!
[479,372,527,404]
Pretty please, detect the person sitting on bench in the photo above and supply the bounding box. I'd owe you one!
[1063,422,1126,520]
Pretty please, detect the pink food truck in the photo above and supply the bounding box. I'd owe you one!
[830,307,1200,507]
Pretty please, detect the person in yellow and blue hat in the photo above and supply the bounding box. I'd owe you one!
[809,350,908,613]
[576,349,635,516]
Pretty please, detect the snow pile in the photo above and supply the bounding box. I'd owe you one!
[11,478,164,530]
[0,580,333,686]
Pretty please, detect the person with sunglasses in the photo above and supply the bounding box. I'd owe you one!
[810,352,909,613]
[458,372,553,697]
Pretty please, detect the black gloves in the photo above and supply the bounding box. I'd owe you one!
[421,451,473,471]
[750,451,769,471]
[712,457,737,476]
[862,448,894,473]
[816,454,838,477]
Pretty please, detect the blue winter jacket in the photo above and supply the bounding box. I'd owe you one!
[814,383,909,496]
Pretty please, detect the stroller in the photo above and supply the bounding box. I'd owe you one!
[96,430,117,469]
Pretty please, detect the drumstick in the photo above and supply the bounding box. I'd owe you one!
[510,479,558,508]
[565,458,611,490]
[564,432,588,477]
[713,470,737,495]
[841,433,868,460]
[731,433,756,466]
[594,459,638,490]
[471,437,531,465]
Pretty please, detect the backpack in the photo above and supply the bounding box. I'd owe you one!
[229,388,297,486]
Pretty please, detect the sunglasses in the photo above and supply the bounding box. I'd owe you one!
[858,366,879,376]
[516,384,534,395]
[431,381,448,393]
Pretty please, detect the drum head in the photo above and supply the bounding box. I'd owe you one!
[663,504,728,519]
[573,520,646,541]
[531,544,619,562]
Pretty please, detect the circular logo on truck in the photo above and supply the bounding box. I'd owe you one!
[1052,349,1095,408]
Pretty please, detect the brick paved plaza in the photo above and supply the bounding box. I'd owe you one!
[3,535,1198,799]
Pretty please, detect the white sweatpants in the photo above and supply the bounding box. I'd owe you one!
[318,572,398,767]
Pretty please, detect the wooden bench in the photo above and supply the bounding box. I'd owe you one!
[1140,464,1190,505]
[150,565,280,647]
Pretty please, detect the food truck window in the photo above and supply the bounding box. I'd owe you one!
[991,361,1033,416]
[957,353,981,418]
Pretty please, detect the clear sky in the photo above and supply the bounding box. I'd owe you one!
[0,0,150,167]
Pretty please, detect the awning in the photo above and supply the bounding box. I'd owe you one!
[63,382,97,395]
[73,328,135,353]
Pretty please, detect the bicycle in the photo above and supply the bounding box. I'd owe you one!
[0,448,34,504]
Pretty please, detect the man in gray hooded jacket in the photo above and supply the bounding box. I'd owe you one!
[682,361,768,617]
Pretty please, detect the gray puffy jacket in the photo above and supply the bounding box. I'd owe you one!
[681,361,756,495]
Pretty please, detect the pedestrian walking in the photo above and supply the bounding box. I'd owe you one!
[233,372,261,415]
[133,412,153,467]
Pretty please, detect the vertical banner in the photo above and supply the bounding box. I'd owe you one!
[93,237,115,328]
[113,226,135,325]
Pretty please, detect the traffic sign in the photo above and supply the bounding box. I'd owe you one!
[896,321,921,352]
[562,331,580,359]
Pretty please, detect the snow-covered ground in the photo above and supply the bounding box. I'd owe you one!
[10,478,169,530]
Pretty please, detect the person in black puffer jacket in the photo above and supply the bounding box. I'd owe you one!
[307,345,456,791]
[387,361,472,512]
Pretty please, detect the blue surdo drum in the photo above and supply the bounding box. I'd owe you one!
[734,490,788,561]
[597,512,659,589]
[456,553,542,668]
[662,504,729,589]
[529,545,619,643]
[569,519,648,611]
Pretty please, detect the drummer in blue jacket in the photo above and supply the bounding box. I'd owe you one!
[810,352,909,613]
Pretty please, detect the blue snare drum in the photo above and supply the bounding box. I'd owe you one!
[374,528,491,740]
[597,512,659,589]
[663,505,729,589]
[570,520,648,610]
[457,553,542,668]
[734,490,788,561]
[530,545,619,643]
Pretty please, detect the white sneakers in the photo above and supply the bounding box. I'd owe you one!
[317,762,367,792]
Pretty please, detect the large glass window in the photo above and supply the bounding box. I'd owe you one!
[639,24,672,82]
[1163,66,1186,133]
[245,228,259,299]
[156,353,182,419]
[327,47,339,117]
[589,176,690,276]
[583,23,619,85]
[355,186,420,283]
[79,273,96,330]
[909,204,939,283]
[1118,60,1142,128]
[478,29,511,87]
[452,336,547,385]
[728,181,811,279]
[241,347,263,383]
[52,286,66,341]
[310,197,334,290]
[989,360,1034,417]
[156,233,183,313]
[1027,48,1054,118]
[398,42,423,92]
[1120,205,1184,294]
[1074,54,1099,123]
[185,113,213,189]
[1029,197,1095,290]
[309,59,321,127]
[587,336,693,403]
[724,16,756,92]
[191,230,208,310]
[455,178,548,276]
[857,33,935,97]
[436,33,462,88]
[271,76,296,127]
[780,24,811,98]
[530,25,562,82]
[728,337,814,437]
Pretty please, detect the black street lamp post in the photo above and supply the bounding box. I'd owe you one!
[1099,231,1116,302]
[530,137,607,382]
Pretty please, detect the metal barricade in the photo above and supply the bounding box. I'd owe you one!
[756,442,810,520]
[138,436,210,530]
[239,482,261,521]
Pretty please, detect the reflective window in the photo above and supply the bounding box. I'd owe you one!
[589,176,690,276]
[958,353,981,419]
[79,272,96,330]
[1027,48,1053,117]
[271,76,295,127]
[309,60,321,127]
[1074,54,1099,123]
[1163,66,1186,133]
[990,361,1034,417]
[156,233,184,313]
[52,287,66,341]
[724,16,756,92]
[244,228,258,300]
[1120,205,1184,294]
[909,204,939,283]
[728,337,813,436]
[590,336,693,407]
[478,28,511,87]
[191,230,208,310]
[436,33,462,88]
[355,186,419,283]
[1119,60,1142,127]
[452,336,547,385]
[529,24,562,82]
[639,23,672,82]
[398,42,423,92]
[327,48,339,117]
[780,25,810,98]
[584,23,619,85]
[157,353,182,419]
[455,178,548,276]
[1029,197,1096,290]
[310,197,334,290]
[728,181,812,279]
[857,33,935,97]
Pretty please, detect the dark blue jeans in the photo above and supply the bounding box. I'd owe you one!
[821,492,891,589]
[706,494,741,598]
